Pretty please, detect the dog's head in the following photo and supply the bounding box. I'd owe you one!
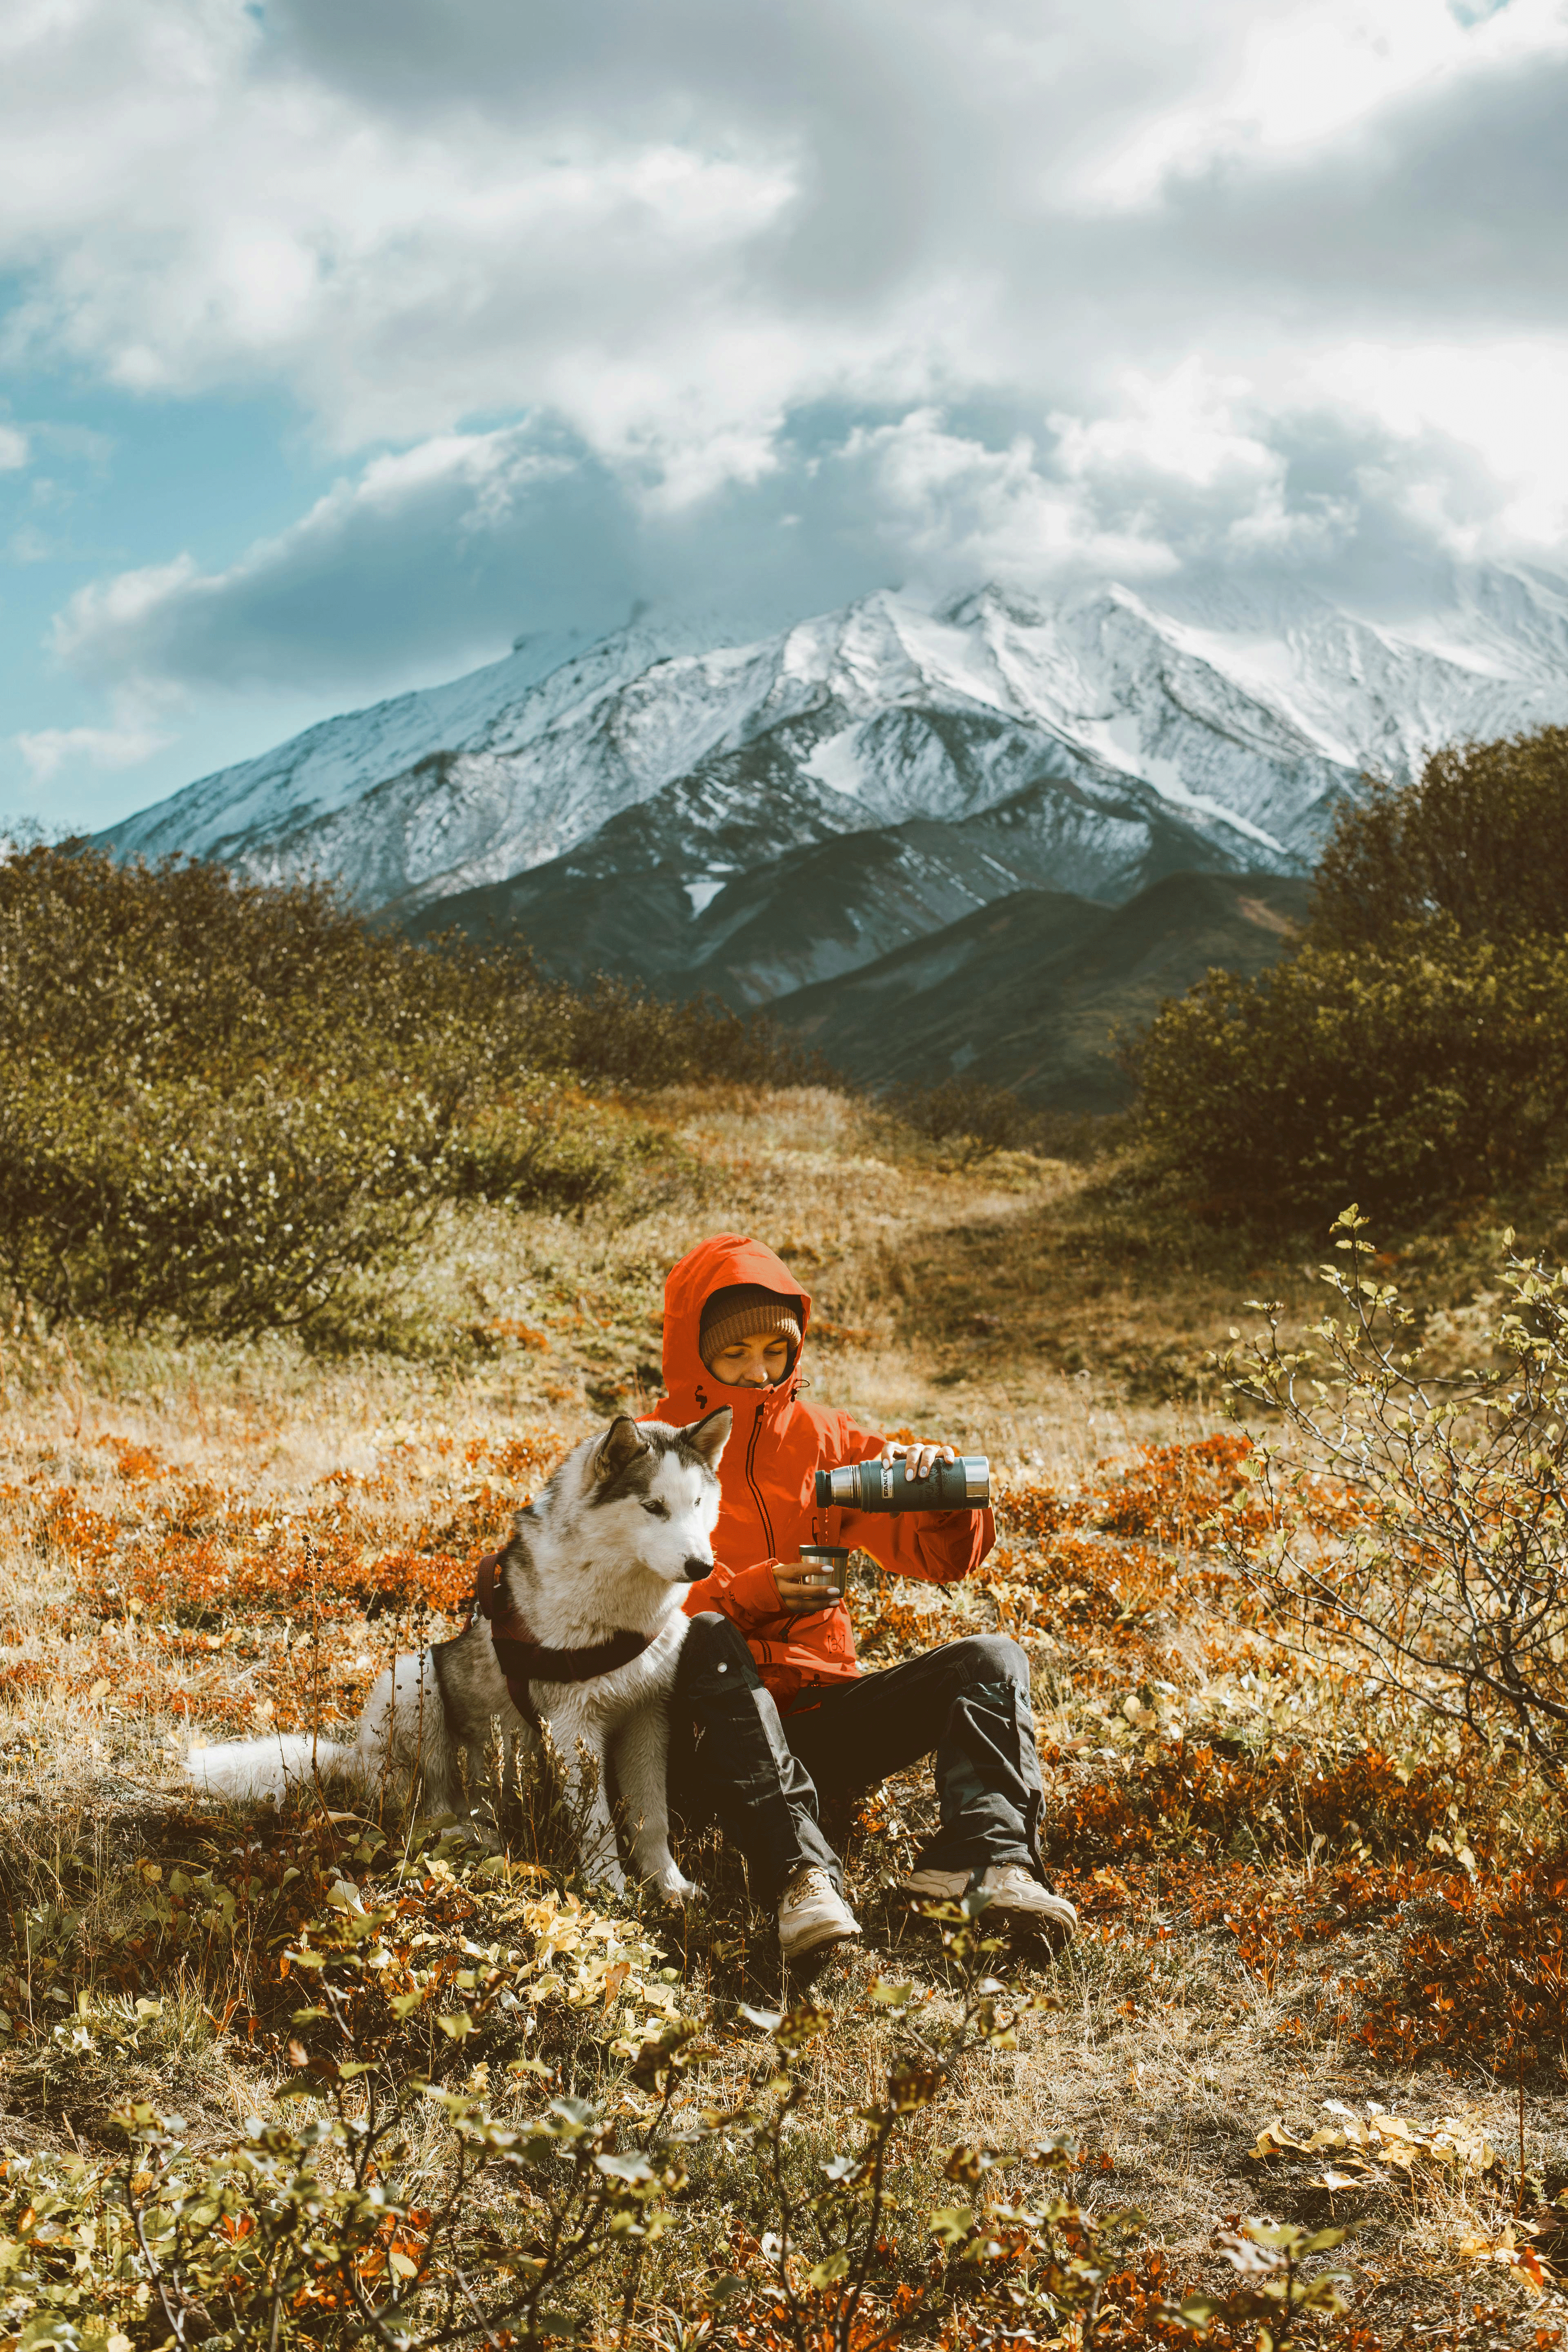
[584,1408,731,1584]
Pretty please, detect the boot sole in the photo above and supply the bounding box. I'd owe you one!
[899,1887,1078,1939]
[780,1921,862,1962]
[993,1903,1078,1945]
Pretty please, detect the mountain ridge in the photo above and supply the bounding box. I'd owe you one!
[95,563,1568,1101]
[101,565,1568,932]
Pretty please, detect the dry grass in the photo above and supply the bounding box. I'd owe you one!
[0,1085,1563,2343]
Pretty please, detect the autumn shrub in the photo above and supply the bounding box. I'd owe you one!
[0,1857,1183,2352]
[1223,1210,1568,1786]
[1126,724,1568,1225]
[0,848,717,1338]
[1311,724,1568,949]
[1128,923,1568,1224]
[1352,1852,1568,2077]
[890,1077,1107,1167]
[1046,1737,1471,1873]
[506,966,830,1091]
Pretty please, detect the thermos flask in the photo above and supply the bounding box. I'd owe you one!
[813,1455,990,1512]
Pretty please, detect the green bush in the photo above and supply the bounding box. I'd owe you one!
[0,1060,450,1335]
[495,966,830,1091]
[892,1077,1035,1164]
[0,848,725,1338]
[891,1078,1109,1167]
[1127,726,1568,1225]
[1312,724,1568,948]
[1130,923,1568,1222]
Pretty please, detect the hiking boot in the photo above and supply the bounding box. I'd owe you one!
[899,1862,1078,1936]
[778,1865,862,1962]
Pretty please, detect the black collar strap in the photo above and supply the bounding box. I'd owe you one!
[473,1551,652,1720]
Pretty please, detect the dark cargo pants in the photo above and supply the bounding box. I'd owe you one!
[670,1612,1046,1902]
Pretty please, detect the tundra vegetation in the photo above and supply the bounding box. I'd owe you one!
[1128,727,1568,1225]
[0,743,1566,2348]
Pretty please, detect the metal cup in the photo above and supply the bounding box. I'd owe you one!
[796,1544,850,1600]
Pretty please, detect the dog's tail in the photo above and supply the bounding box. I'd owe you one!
[185,1731,359,1800]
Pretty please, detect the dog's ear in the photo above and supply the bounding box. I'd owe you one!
[593,1414,650,1486]
[684,1405,732,1470]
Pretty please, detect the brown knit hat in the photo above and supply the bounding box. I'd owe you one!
[698,1282,802,1371]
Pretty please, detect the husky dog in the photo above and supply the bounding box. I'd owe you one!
[186,1410,731,1900]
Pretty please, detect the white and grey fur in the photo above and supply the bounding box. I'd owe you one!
[184,1409,731,1900]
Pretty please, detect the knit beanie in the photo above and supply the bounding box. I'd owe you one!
[698,1282,802,1372]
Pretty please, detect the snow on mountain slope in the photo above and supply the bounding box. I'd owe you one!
[99,564,1568,915]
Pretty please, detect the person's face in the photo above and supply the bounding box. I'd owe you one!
[708,1332,792,1388]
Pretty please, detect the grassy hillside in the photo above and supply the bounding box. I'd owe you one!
[0,1088,1561,2345]
[774,871,1312,1108]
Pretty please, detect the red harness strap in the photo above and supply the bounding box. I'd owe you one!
[473,1551,651,1726]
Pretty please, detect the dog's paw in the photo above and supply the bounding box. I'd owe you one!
[658,1870,701,1907]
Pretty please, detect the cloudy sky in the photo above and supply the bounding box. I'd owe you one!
[3,0,1567,829]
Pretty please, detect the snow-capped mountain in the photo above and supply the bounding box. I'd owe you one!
[102,564,1568,941]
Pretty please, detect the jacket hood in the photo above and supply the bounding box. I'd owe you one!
[659,1234,811,1425]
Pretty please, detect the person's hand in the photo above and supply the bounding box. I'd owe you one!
[773,1562,840,1612]
[878,1439,958,1481]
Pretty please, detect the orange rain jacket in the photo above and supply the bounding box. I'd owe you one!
[644,1233,995,1711]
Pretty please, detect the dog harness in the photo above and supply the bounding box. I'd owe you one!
[473,1551,651,1729]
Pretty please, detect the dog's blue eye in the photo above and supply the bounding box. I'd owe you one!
[642,1499,669,1519]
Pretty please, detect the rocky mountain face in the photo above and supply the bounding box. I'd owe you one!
[100,564,1568,1099]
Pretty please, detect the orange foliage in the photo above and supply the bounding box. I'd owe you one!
[1046,1737,1486,1871]
[7,1419,1562,2098]
[1354,1856,1568,2075]
[978,1437,1564,2087]
[1077,1432,1265,1546]
[98,1434,175,1482]
[0,1430,564,1738]
[463,1431,563,1480]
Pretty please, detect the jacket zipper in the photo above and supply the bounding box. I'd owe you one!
[744,1406,776,1557]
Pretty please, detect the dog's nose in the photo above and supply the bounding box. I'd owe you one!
[681,1556,711,1581]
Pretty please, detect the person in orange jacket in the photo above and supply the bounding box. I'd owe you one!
[645,1233,1078,1962]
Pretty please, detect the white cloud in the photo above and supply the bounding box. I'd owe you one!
[1299,339,1568,554]
[841,410,1180,588]
[1052,364,1281,496]
[0,424,28,470]
[0,0,806,474]
[55,378,1405,696]
[1072,0,1566,206]
[5,0,1566,495]
[7,0,1568,721]
[16,717,174,785]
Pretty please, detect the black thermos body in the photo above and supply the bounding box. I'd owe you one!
[813,1455,990,1513]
